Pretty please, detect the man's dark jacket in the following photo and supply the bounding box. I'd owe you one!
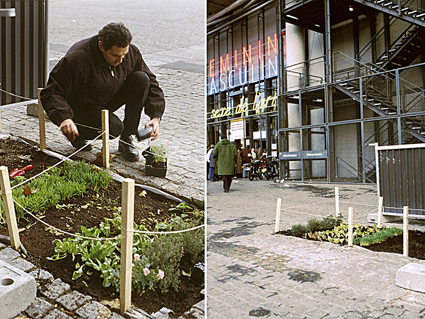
[40,35,165,126]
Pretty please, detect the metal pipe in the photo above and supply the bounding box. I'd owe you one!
[208,0,275,35]
[208,0,251,24]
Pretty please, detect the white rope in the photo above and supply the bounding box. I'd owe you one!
[10,131,105,190]
[0,88,34,101]
[339,200,377,208]
[12,197,204,240]
[132,225,204,235]
[12,199,119,241]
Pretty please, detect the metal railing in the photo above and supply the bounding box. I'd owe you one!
[284,56,325,92]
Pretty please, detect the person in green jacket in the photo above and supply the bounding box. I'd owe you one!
[213,136,238,192]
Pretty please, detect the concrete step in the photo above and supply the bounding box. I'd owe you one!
[0,260,36,319]
[397,263,425,293]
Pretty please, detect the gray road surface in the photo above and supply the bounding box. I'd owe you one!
[207,178,425,318]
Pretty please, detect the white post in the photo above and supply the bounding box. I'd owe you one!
[120,178,134,315]
[274,198,282,233]
[0,166,21,251]
[403,206,409,257]
[101,110,110,169]
[335,187,340,217]
[377,196,383,228]
[37,88,47,150]
[348,207,353,247]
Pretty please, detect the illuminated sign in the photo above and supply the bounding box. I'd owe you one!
[209,93,278,119]
[208,34,280,95]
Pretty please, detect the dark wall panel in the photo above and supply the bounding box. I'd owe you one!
[0,0,46,105]
[379,145,425,216]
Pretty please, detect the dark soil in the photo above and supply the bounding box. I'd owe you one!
[0,137,204,317]
[282,229,425,260]
[366,230,425,259]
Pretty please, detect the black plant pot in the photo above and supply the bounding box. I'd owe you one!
[145,165,167,177]
[143,148,167,177]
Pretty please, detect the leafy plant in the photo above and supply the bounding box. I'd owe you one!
[290,214,343,237]
[49,204,204,294]
[132,253,164,294]
[1,161,112,220]
[151,144,168,163]
[354,227,403,246]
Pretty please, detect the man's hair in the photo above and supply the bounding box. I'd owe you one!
[98,22,132,51]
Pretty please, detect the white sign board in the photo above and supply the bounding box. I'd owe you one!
[230,120,244,141]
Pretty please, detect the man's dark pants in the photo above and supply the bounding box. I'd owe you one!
[73,71,150,140]
[222,175,233,191]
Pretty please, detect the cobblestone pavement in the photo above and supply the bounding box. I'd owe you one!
[207,178,425,318]
[0,0,205,318]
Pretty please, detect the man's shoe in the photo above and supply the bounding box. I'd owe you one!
[71,138,93,151]
[119,135,139,162]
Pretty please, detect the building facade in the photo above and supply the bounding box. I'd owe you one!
[207,0,425,183]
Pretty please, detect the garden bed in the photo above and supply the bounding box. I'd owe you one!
[281,214,425,260]
[0,137,204,317]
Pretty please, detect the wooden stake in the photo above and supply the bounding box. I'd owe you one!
[348,207,353,247]
[37,88,47,150]
[101,110,110,169]
[403,206,409,257]
[274,198,282,233]
[335,187,340,217]
[377,197,383,228]
[120,178,134,315]
[0,166,21,251]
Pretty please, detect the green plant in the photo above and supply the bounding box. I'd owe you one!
[151,144,168,163]
[290,214,343,237]
[132,253,164,294]
[290,224,309,237]
[50,204,204,294]
[140,233,185,293]
[1,161,112,220]
[354,227,403,246]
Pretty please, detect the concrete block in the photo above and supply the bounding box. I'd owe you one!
[0,247,21,262]
[27,103,49,119]
[368,213,402,224]
[396,263,425,292]
[0,260,36,319]
[26,103,39,117]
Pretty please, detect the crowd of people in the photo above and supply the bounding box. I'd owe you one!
[206,138,266,192]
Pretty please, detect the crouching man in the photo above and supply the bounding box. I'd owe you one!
[40,22,165,161]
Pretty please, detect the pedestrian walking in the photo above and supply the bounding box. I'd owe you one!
[206,145,211,179]
[213,135,237,192]
[239,145,250,178]
[40,22,165,162]
[236,148,243,178]
[208,146,216,182]
[249,148,257,161]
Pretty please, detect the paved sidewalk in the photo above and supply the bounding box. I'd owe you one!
[207,178,425,318]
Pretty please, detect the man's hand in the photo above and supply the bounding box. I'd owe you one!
[145,117,160,141]
[59,119,79,142]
